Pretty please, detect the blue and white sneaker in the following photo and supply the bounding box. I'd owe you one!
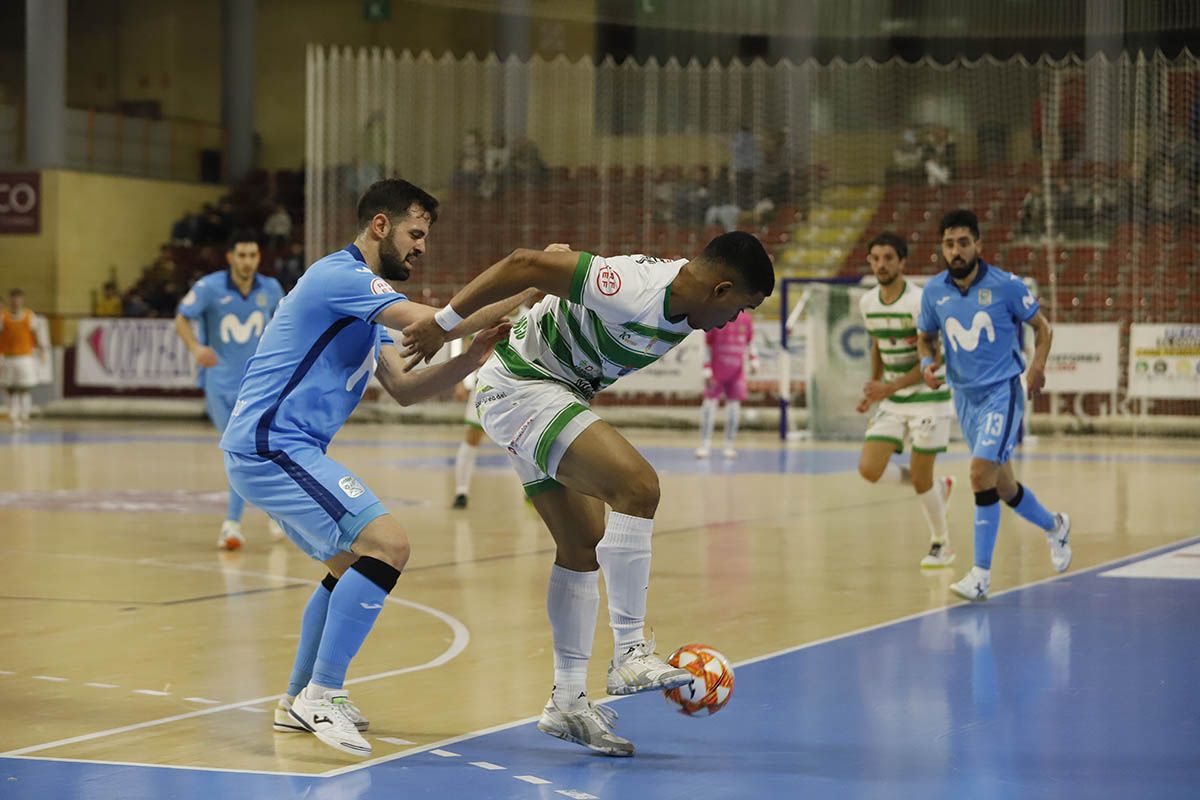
[950,566,990,602]
[1048,512,1072,573]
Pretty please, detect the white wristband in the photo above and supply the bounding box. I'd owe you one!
[434,304,465,332]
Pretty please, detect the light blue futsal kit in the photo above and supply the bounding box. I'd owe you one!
[917,260,1063,577]
[178,270,283,521]
[222,243,415,714]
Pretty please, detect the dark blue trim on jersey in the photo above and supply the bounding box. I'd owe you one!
[254,317,356,456]
[945,260,990,295]
[268,450,348,520]
[345,243,366,263]
[998,375,1020,459]
[224,270,263,299]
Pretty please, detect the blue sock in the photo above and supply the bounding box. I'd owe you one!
[226,483,245,522]
[1006,483,1056,532]
[973,489,1002,569]
[311,559,396,689]
[286,575,336,698]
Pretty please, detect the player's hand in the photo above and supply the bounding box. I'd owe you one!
[855,395,871,414]
[862,380,892,404]
[749,358,760,376]
[464,322,512,368]
[544,243,572,253]
[192,346,219,368]
[453,384,469,402]
[1026,364,1046,398]
[401,315,449,372]
[921,364,942,390]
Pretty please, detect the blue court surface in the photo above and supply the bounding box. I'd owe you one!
[4,536,1197,800]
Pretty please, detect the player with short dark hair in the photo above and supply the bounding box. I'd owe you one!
[917,209,1071,601]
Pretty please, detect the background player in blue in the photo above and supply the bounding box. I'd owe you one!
[916,209,1072,602]
[174,231,284,550]
[220,179,519,757]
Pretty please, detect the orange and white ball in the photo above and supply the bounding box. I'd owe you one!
[663,643,734,716]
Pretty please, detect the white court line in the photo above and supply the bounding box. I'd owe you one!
[555,790,598,799]
[237,707,268,714]
[515,775,551,785]
[32,676,68,682]
[322,533,1200,779]
[183,697,220,705]
[84,683,118,689]
[430,749,460,758]
[0,754,314,779]
[469,761,505,770]
[376,736,414,746]
[0,559,470,764]
[131,689,171,697]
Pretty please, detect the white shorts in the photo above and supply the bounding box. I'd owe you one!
[474,360,600,497]
[865,405,952,454]
[463,393,482,429]
[2,355,38,389]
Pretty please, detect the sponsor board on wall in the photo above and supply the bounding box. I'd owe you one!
[0,172,40,234]
[75,318,199,388]
[1127,324,1200,399]
[1043,323,1121,393]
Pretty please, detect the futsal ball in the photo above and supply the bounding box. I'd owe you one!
[663,643,734,716]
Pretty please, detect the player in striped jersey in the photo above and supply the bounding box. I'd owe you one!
[855,232,957,569]
[404,232,774,756]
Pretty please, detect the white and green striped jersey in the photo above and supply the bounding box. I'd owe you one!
[489,252,694,400]
[858,279,952,413]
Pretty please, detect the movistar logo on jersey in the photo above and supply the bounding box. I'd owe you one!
[944,311,996,352]
[219,311,266,344]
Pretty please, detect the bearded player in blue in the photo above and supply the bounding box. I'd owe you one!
[175,231,284,550]
[916,209,1072,602]
[220,179,518,757]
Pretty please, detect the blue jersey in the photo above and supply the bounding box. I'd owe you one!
[219,245,407,455]
[177,271,284,396]
[917,261,1039,391]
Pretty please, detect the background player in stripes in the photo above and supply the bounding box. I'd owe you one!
[403,232,774,756]
[855,232,956,568]
[916,209,1072,601]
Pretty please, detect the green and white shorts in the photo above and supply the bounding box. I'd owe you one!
[865,404,953,455]
[474,360,599,497]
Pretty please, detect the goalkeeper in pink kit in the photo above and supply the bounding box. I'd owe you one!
[696,310,758,459]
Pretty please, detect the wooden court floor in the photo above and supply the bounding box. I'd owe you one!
[0,419,1196,774]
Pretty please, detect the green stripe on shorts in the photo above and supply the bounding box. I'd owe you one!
[533,402,589,473]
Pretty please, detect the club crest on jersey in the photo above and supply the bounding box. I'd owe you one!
[596,265,622,296]
[370,277,395,295]
[256,292,268,307]
[978,288,992,306]
[338,476,366,498]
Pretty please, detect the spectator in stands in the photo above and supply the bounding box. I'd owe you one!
[1018,185,1046,236]
[263,203,293,250]
[923,126,952,189]
[508,136,548,186]
[1149,162,1187,233]
[171,212,198,246]
[730,122,762,210]
[122,290,150,318]
[892,128,924,184]
[274,241,305,292]
[481,132,510,198]
[452,129,484,194]
[759,129,792,210]
[673,166,711,227]
[95,281,122,317]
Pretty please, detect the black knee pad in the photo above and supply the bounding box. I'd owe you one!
[1005,483,1025,509]
[974,487,1000,507]
[321,573,339,592]
[351,555,401,594]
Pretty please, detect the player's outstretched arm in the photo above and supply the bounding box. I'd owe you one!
[173,313,218,368]
[377,291,532,343]
[375,322,512,406]
[1024,310,1053,398]
[401,246,579,368]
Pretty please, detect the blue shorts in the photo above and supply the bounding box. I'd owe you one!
[223,448,388,562]
[953,376,1024,465]
[205,390,237,432]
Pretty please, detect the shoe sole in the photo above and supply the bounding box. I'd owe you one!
[921,554,956,569]
[288,709,372,756]
[950,585,988,602]
[537,721,634,757]
[606,672,693,697]
[275,717,368,733]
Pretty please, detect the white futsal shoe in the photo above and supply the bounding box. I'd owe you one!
[921,541,956,569]
[537,694,634,757]
[217,520,245,551]
[1048,512,1072,573]
[275,695,369,732]
[606,634,693,696]
[288,685,372,757]
[695,446,710,459]
[950,566,991,602]
[722,447,738,459]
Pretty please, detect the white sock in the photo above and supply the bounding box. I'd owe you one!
[547,564,599,710]
[20,392,32,421]
[453,441,477,496]
[724,401,741,446]
[595,512,654,663]
[7,393,18,423]
[699,398,718,448]
[917,484,949,543]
